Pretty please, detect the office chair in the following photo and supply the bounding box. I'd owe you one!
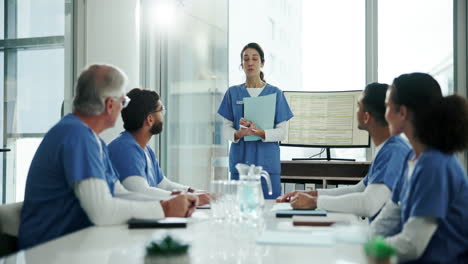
[0,202,22,257]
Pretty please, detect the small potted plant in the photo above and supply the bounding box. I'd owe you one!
[364,236,396,264]
[145,235,190,264]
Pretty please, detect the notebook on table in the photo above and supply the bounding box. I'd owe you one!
[275,209,327,218]
[128,218,188,229]
[292,215,350,226]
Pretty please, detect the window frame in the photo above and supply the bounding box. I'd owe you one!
[0,0,73,203]
[454,0,468,169]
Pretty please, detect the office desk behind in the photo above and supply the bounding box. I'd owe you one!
[281,161,371,188]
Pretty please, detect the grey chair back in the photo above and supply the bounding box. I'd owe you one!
[0,202,22,257]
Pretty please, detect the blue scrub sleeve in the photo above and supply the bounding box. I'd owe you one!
[218,88,234,121]
[407,161,449,219]
[110,144,147,182]
[362,174,369,185]
[274,91,294,124]
[62,133,106,186]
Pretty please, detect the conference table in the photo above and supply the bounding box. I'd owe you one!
[1,201,368,264]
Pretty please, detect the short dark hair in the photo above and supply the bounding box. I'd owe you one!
[121,88,160,132]
[240,42,266,82]
[392,72,468,153]
[362,82,389,126]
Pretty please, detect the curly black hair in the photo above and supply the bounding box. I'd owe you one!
[391,73,468,153]
[121,88,160,132]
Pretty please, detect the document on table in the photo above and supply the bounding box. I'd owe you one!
[243,93,276,141]
[271,203,327,217]
[271,203,293,211]
[276,209,327,218]
[257,230,334,246]
[292,215,351,226]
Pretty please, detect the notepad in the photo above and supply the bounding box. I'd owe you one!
[270,202,293,211]
[128,218,187,229]
[293,215,350,226]
[256,230,334,246]
[275,209,327,218]
[243,93,277,141]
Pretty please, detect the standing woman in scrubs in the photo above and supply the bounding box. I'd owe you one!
[371,72,468,263]
[217,43,293,199]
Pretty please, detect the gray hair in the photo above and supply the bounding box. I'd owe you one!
[72,64,128,115]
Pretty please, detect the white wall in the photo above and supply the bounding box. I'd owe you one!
[76,0,140,143]
[229,0,302,91]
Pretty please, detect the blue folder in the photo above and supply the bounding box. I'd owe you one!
[243,93,277,141]
[275,209,327,218]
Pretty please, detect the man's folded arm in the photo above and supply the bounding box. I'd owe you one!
[74,177,164,225]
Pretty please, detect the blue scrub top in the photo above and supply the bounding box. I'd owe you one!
[362,136,411,221]
[363,136,411,188]
[18,114,119,250]
[391,149,468,263]
[217,83,293,175]
[108,131,164,186]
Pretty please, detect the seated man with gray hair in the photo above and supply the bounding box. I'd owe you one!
[18,64,197,250]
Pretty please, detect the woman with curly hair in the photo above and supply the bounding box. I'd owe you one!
[371,72,468,263]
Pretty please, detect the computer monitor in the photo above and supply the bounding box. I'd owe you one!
[281,90,370,161]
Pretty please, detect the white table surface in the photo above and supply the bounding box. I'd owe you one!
[1,201,368,264]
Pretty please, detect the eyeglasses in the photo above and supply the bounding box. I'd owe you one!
[121,96,131,108]
[151,105,166,115]
[106,95,131,108]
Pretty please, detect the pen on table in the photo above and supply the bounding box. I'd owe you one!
[185,198,197,217]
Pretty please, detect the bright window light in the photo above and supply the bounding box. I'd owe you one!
[152,0,176,26]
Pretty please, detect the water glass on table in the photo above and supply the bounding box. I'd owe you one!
[210,180,240,222]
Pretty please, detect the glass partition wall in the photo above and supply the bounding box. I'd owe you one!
[140,0,229,190]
